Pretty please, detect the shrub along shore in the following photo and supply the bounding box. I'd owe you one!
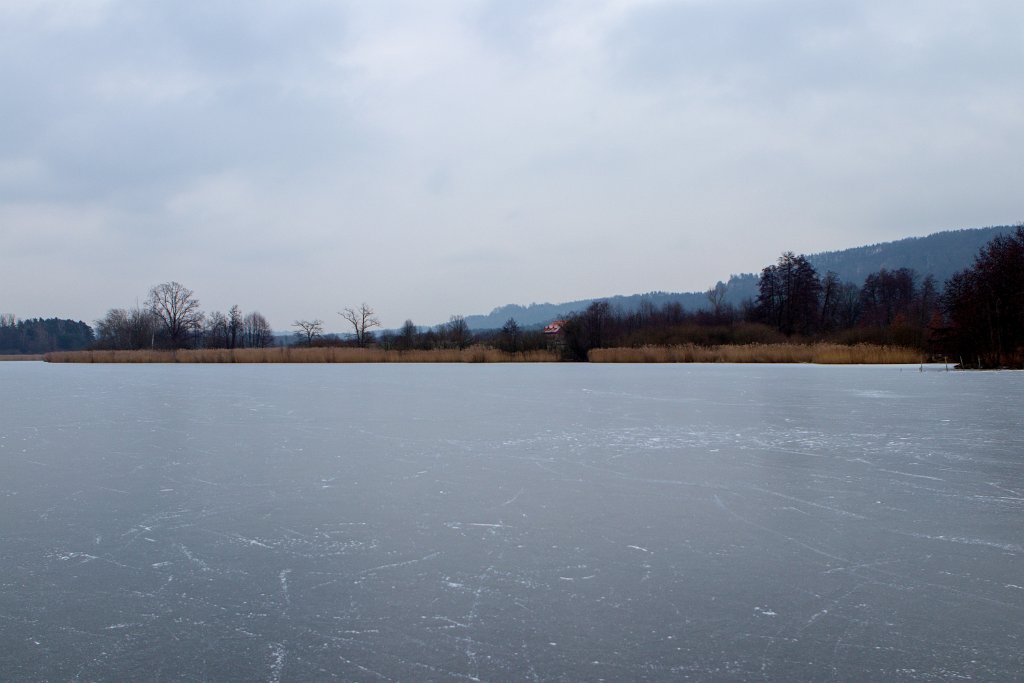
[42,343,922,364]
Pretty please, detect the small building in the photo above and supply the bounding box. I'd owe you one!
[543,320,567,349]
[543,320,567,336]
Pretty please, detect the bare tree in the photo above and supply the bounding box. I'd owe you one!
[339,303,381,347]
[95,306,159,350]
[706,281,728,317]
[147,281,203,348]
[204,311,230,348]
[228,304,243,349]
[94,308,130,349]
[819,272,842,332]
[243,312,274,348]
[397,319,417,350]
[446,314,472,350]
[292,319,324,346]
[500,317,521,352]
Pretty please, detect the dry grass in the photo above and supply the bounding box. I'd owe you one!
[43,344,922,365]
[0,354,44,361]
[588,343,924,364]
[807,344,924,364]
[43,347,560,364]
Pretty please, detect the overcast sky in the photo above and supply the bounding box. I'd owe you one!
[2,0,1022,330]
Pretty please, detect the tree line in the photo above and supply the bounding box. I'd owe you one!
[553,226,1024,367]
[93,282,273,350]
[7,226,1021,366]
[0,315,94,355]
[942,225,1024,367]
[552,260,940,360]
[292,311,489,352]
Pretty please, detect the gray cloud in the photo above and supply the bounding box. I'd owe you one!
[1,0,1021,329]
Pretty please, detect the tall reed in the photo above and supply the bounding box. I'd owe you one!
[43,347,560,364]
[588,343,923,364]
[43,343,922,364]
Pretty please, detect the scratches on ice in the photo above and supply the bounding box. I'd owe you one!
[54,551,98,563]
[892,531,1022,554]
[499,488,525,507]
[279,569,292,607]
[201,528,273,549]
[96,486,129,495]
[797,583,864,633]
[745,486,867,519]
[431,615,470,629]
[461,564,494,681]
[988,482,1024,497]
[877,468,945,482]
[803,607,828,627]
[177,544,212,572]
[823,558,903,575]
[358,552,440,576]
[268,642,286,683]
[713,494,849,564]
[337,654,389,681]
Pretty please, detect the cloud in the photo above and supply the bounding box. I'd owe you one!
[1,0,1022,328]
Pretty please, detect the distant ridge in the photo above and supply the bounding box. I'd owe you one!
[807,226,1013,285]
[462,225,1015,330]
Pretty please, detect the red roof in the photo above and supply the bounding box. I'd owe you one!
[543,320,567,335]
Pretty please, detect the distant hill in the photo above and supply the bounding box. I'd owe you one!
[463,225,1016,330]
[806,226,1012,286]
[463,292,708,330]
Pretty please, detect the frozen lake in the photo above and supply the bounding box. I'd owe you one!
[1,362,1022,681]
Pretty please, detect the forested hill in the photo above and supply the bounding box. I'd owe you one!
[0,317,94,354]
[464,291,714,330]
[463,225,1016,330]
[807,226,1013,286]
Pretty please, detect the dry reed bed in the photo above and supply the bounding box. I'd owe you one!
[588,343,923,364]
[0,354,44,361]
[43,347,560,363]
[43,344,922,364]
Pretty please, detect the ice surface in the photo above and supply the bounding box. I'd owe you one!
[1,362,1022,681]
